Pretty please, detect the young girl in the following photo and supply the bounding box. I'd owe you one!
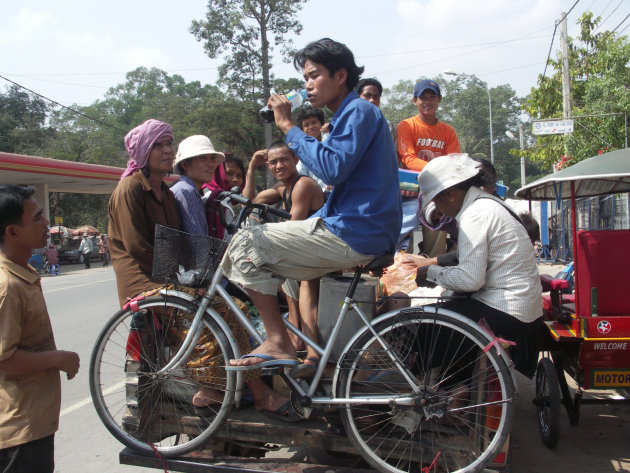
[224,154,246,188]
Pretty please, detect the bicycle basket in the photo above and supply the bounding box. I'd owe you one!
[152,225,228,287]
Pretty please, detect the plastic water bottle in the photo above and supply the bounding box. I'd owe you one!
[260,89,308,123]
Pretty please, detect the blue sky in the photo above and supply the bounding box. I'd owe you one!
[2,0,629,107]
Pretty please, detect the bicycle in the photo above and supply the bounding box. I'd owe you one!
[89,189,516,473]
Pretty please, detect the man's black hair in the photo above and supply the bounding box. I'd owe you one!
[453,173,486,192]
[267,140,296,158]
[519,212,541,244]
[294,38,364,90]
[296,107,325,130]
[356,78,383,95]
[471,157,497,188]
[224,153,246,179]
[0,185,35,244]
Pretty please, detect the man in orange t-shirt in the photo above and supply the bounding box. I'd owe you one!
[397,79,461,170]
[397,80,461,255]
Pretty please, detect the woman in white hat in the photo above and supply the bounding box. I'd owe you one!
[171,135,297,418]
[415,154,542,354]
[171,135,225,235]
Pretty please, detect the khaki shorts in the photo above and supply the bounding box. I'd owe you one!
[281,279,299,300]
[222,218,372,296]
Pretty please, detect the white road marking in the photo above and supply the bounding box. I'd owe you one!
[44,278,116,294]
[60,379,125,418]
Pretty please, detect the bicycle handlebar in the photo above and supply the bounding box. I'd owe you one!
[216,188,292,232]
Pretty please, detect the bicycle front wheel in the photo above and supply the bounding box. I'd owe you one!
[89,294,236,457]
[337,308,514,473]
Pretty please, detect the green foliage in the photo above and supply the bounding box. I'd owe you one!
[524,11,630,169]
[0,85,53,154]
[49,193,110,232]
[380,79,417,126]
[190,0,307,102]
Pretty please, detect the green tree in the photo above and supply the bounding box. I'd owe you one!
[524,12,630,170]
[191,0,307,103]
[380,79,417,126]
[0,85,52,154]
[191,0,308,185]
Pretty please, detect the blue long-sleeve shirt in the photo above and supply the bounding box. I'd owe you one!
[171,175,208,236]
[286,91,402,256]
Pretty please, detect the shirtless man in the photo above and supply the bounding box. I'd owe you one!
[248,141,324,218]
[245,142,324,374]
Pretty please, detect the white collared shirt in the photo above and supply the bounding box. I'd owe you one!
[427,186,542,323]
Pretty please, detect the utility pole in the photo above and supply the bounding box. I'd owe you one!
[487,90,494,164]
[560,12,571,157]
[519,123,526,187]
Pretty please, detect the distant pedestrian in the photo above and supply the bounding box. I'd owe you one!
[0,184,80,473]
[44,244,60,276]
[78,233,92,269]
[98,235,109,267]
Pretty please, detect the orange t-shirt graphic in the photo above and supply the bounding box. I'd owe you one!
[397,115,461,171]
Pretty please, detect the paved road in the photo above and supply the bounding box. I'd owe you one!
[42,264,146,473]
[42,263,630,472]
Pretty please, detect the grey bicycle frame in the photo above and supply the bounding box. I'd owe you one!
[154,195,517,407]
[157,257,426,406]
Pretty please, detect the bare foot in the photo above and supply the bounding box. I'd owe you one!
[304,346,320,364]
[247,378,291,413]
[229,340,296,367]
[288,330,305,352]
[192,386,224,407]
[256,392,290,413]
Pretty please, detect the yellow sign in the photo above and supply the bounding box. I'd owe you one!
[592,370,630,387]
[54,217,63,224]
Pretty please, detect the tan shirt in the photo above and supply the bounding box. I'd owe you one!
[0,254,60,449]
[108,171,181,306]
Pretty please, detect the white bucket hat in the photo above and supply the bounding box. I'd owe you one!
[174,135,225,174]
[417,154,480,210]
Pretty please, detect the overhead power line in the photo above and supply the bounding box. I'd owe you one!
[596,0,623,32]
[542,0,581,80]
[358,31,551,59]
[0,74,127,133]
[609,11,630,34]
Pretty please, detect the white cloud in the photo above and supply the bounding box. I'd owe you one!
[0,8,57,45]
[121,47,172,70]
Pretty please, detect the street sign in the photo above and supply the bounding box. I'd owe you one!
[532,119,574,135]
[54,216,63,224]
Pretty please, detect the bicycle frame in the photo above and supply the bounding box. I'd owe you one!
[156,255,518,410]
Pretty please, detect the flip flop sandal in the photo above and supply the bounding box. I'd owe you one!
[225,353,299,371]
[290,356,320,378]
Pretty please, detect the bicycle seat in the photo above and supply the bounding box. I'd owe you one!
[359,254,394,274]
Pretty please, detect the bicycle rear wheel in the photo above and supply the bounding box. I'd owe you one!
[89,294,236,457]
[337,308,514,473]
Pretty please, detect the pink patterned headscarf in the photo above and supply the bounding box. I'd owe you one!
[121,119,173,179]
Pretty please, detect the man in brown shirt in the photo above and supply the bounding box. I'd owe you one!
[0,185,80,473]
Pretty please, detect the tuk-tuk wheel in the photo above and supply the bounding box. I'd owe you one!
[535,357,561,448]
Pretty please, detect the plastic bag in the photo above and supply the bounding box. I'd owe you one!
[380,253,421,295]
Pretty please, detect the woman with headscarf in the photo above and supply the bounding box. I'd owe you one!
[414,154,542,369]
[108,119,181,306]
[201,154,247,239]
[108,123,295,417]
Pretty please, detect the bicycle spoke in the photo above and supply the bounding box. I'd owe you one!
[89,295,236,457]
[338,309,514,473]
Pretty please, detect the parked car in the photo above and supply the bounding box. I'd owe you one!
[58,237,101,264]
